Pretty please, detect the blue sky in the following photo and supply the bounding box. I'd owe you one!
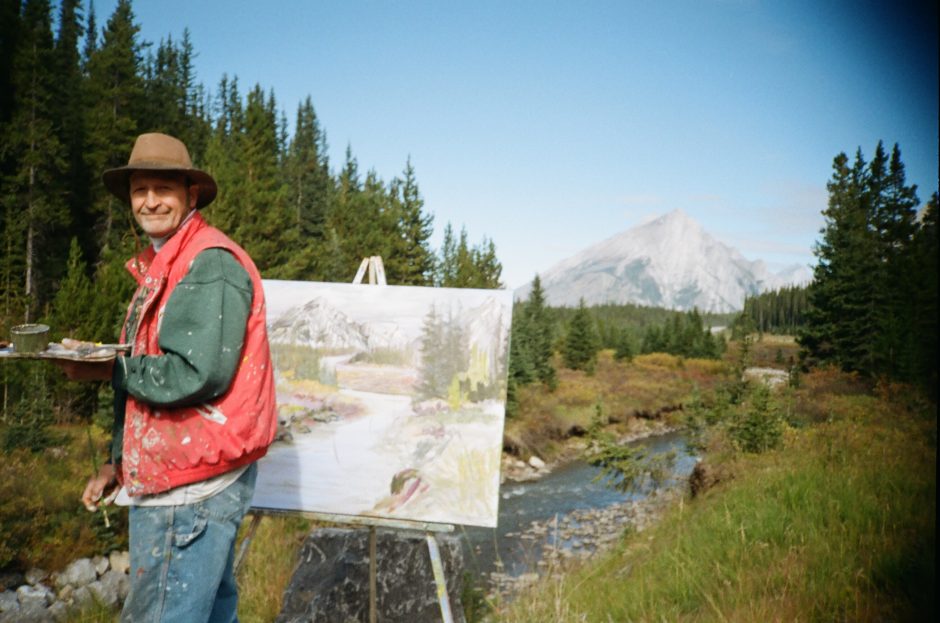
[91,0,938,288]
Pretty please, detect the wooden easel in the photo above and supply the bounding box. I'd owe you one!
[237,256,456,623]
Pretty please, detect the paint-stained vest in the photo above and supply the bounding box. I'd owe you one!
[119,212,276,496]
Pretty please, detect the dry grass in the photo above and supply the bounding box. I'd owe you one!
[505,351,732,460]
[236,513,313,623]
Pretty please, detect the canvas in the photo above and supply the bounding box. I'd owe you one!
[251,280,513,528]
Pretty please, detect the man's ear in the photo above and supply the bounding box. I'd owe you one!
[188,184,199,209]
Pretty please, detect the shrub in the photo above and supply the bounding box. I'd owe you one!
[729,384,784,453]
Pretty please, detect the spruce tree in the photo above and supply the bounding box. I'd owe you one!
[386,158,434,285]
[526,275,556,387]
[800,151,876,371]
[563,298,599,373]
[2,0,69,321]
[82,0,144,251]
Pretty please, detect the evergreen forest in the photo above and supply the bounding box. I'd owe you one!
[799,142,937,395]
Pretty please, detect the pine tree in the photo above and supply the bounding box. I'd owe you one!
[526,275,556,387]
[233,85,293,275]
[51,0,96,270]
[871,144,919,378]
[614,328,633,361]
[279,97,331,280]
[436,223,457,286]
[800,142,925,382]
[386,158,434,285]
[563,298,599,373]
[82,0,144,251]
[2,0,70,321]
[911,193,938,394]
[800,150,877,371]
[435,223,503,289]
[50,238,93,337]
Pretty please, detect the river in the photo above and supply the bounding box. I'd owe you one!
[460,431,696,583]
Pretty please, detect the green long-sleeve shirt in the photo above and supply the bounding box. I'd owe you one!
[110,248,253,463]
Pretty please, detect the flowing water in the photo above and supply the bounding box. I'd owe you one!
[460,431,696,580]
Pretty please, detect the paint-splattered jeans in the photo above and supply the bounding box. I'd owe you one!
[121,463,257,623]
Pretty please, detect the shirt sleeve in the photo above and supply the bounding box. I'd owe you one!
[112,248,253,408]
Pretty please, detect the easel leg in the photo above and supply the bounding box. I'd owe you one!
[369,526,378,623]
[426,533,455,623]
[234,513,263,576]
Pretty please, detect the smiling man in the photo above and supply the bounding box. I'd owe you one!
[61,132,277,622]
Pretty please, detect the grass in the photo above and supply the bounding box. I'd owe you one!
[494,370,936,622]
[235,513,313,623]
[0,424,127,573]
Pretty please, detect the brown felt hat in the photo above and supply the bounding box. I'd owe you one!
[102,133,217,208]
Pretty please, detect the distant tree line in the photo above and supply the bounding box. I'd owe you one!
[0,0,501,441]
[506,280,727,416]
[799,141,937,394]
[733,285,810,336]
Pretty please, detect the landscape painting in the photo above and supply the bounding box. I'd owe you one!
[251,280,513,528]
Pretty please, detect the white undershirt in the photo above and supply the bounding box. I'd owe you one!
[114,465,249,507]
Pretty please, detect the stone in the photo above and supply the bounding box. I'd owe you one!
[0,590,19,613]
[71,586,94,609]
[528,455,546,470]
[56,585,73,602]
[98,570,127,605]
[92,555,109,576]
[109,550,130,575]
[277,528,466,623]
[16,584,53,609]
[24,605,55,623]
[24,568,49,586]
[47,601,70,623]
[88,578,118,608]
[55,559,97,589]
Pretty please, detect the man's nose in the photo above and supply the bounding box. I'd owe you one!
[143,189,160,208]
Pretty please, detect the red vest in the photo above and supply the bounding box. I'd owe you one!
[120,212,277,496]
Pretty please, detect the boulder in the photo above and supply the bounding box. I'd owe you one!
[70,586,94,609]
[277,528,466,623]
[47,601,70,623]
[88,579,118,608]
[16,584,53,609]
[527,455,546,470]
[24,569,49,586]
[6,601,52,623]
[92,555,109,576]
[688,460,724,497]
[0,590,18,614]
[55,559,96,589]
[109,550,130,575]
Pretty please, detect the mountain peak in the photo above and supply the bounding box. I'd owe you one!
[517,211,809,312]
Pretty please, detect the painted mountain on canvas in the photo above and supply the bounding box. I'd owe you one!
[516,209,812,313]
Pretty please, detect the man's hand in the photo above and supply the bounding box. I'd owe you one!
[54,358,115,381]
[82,463,118,511]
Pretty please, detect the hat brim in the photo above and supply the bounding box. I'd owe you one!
[102,162,218,209]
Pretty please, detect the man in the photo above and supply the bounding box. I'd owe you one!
[61,132,277,622]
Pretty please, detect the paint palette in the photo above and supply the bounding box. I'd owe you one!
[0,340,126,361]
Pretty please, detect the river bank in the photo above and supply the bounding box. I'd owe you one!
[500,418,678,484]
[465,427,696,601]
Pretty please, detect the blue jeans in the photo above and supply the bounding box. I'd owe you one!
[121,463,257,623]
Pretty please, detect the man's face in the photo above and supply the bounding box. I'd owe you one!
[129,171,198,239]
